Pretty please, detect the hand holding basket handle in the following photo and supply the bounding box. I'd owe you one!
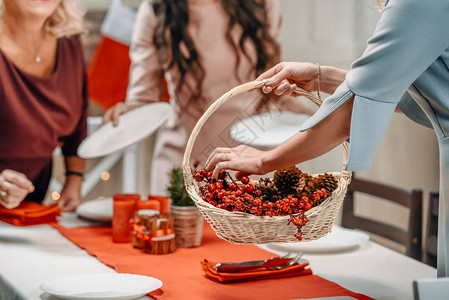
[182,80,352,244]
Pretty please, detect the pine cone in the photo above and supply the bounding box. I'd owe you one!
[316,173,338,194]
[300,173,338,196]
[301,176,319,196]
[273,166,303,197]
[255,178,279,202]
[295,172,309,195]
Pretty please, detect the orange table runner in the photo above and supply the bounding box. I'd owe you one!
[54,222,373,300]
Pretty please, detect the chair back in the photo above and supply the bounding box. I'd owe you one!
[423,191,439,268]
[342,177,423,260]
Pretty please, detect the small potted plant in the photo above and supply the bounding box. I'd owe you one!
[167,167,203,247]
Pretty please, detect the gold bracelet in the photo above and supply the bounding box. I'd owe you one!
[316,63,321,101]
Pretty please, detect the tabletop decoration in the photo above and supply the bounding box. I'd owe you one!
[194,166,337,240]
[168,167,203,248]
[182,81,352,244]
[112,193,139,243]
[201,258,312,283]
[52,221,375,299]
[132,209,175,254]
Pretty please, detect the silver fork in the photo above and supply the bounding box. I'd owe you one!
[268,252,304,270]
[213,252,294,272]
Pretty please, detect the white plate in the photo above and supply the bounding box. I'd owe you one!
[76,198,113,222]
[40,273,162,300]
[78,102,171,158]
[267,225,370,253]
[230,111,309,148]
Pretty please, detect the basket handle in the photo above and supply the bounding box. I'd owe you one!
[182,80,350,176]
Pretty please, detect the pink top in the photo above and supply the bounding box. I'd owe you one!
[0,36,88,202]
[127,0,282,195]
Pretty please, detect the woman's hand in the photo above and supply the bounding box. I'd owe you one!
[206,145,271,179]
[0,169,34,209]
[102,102,141,126]
[258,62,347,96]
[58,176,82,212]
[257,62,318,96]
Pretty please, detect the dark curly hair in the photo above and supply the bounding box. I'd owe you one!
[151,0,280,109]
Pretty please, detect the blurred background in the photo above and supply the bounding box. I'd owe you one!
[49,0,438,251]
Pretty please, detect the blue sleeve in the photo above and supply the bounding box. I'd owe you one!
[398,91,433,129]
[300,0,449,170]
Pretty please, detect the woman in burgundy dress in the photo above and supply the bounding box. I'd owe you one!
[0,0,87,211]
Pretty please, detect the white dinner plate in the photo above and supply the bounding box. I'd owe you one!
[230,111,309,148]
[76,198,113,222]
[78,102,171,158]
[267,225,370,253]
[40,273,162,300]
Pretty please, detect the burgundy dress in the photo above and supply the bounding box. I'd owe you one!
[0,35,88,203]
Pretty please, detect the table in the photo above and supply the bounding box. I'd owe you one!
[257,242,437,299]
[0,213,436,300]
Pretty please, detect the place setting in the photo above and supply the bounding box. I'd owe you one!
[39,273,162,300]
[77,102,171,159]
[263,225,371,254]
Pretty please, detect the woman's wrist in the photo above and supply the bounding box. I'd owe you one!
[320,65,347,94]
[259,149,279,175]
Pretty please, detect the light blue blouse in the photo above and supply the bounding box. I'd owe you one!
[300,0,449,277]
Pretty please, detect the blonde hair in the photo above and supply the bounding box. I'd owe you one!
[0,0,86,37]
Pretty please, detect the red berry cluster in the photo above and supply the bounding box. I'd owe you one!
[193,169,329,240]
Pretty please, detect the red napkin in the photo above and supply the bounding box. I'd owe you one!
[201,259,313,283]
[0,202,60,226]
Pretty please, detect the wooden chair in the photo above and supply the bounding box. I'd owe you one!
[423,191,439,268]
[341,177,423,260]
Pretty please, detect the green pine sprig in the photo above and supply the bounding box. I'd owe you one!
[167,168,194,206]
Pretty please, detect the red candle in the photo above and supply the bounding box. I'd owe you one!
[136,199,160,211]
[148,195,171,215]
[112,194,140,243]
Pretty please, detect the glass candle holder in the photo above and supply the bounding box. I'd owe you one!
[148,195,171,215]
[112,194,140,243]
[136,199,161,212]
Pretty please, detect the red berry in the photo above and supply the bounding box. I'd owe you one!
[207,171,213,179]
[199,169,207,177]
[215,182,223,190]
[241,176,249,184]
[244,184,255,194]
[208,183,216,193]
[229,182,237,190]
[205,192,214,201]
[255,189,262,197]
[194,173,203,182]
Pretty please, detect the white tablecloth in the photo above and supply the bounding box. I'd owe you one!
[0,213,437,300]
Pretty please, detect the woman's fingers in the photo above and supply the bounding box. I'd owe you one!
[235,171,251,180]
[205,147,233,168]
[102,103,126,126]
[206,152,232,173]
[102,109,113,125]
[111,106,125,126]
[212,160,246,179]
[2,170,34,193]
[3,170,33,190]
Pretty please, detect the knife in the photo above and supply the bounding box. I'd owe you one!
[213,256,295,273]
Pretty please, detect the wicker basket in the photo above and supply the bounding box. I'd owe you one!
[182,81,352,244]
